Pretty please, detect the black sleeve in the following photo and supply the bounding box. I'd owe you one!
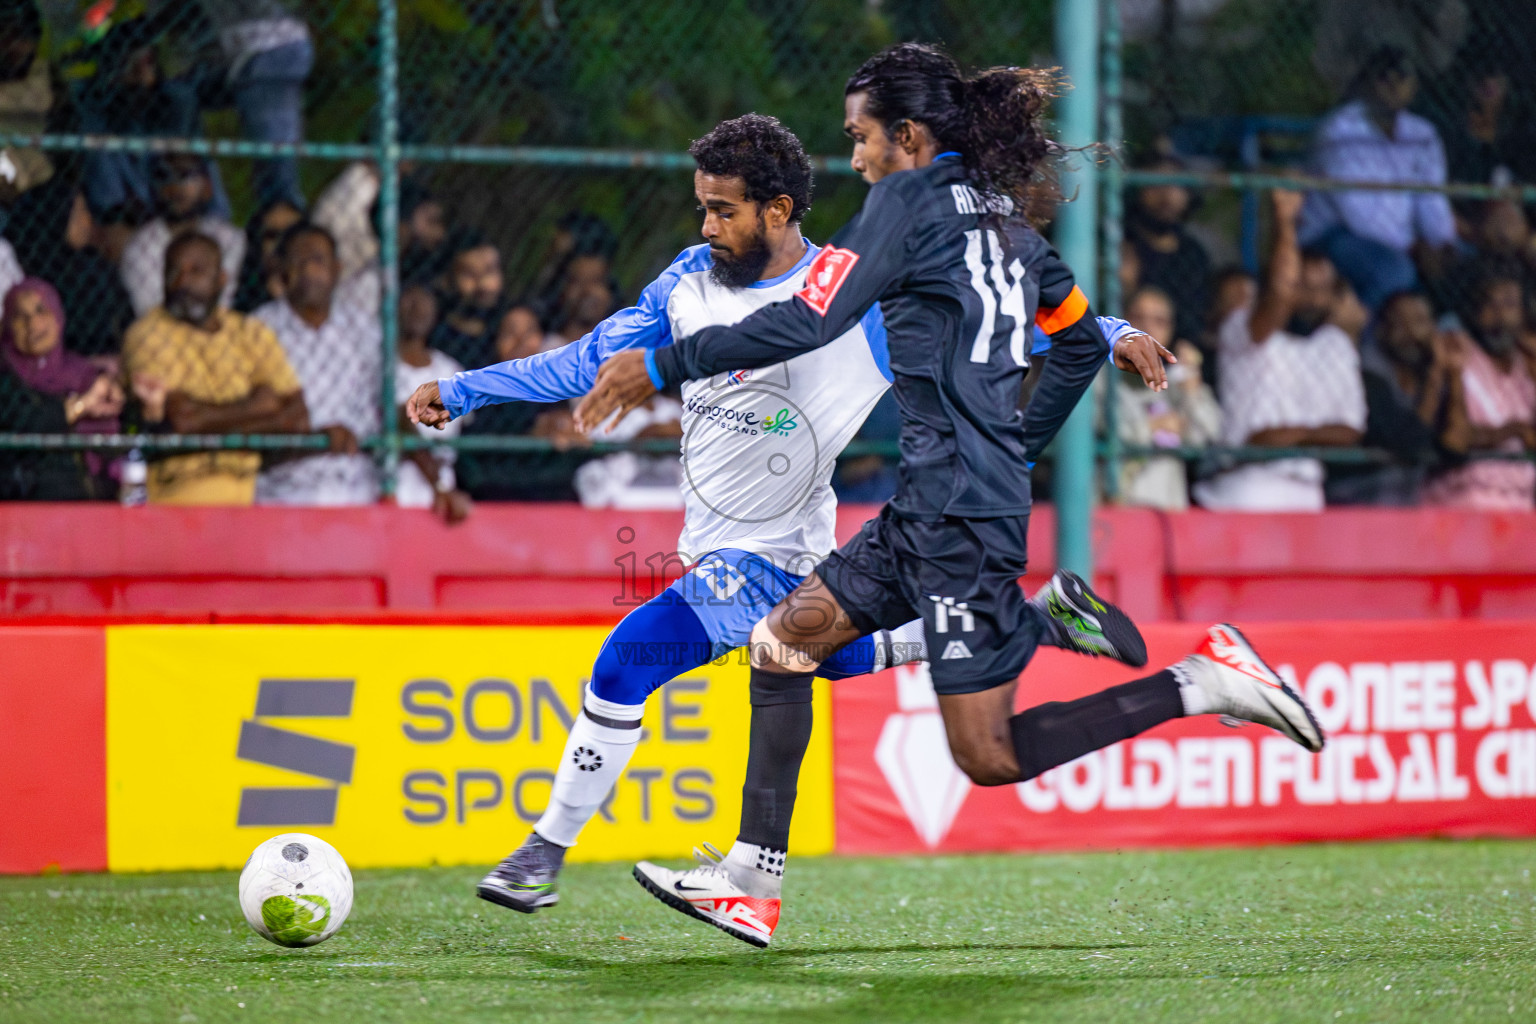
[1361,371,1434,458]
[652,181,916,386]
[1021,250,1108,463]
[0,369,70,433]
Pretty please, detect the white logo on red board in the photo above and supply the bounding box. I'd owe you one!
[796,247,859,315]
[873,663,972,847]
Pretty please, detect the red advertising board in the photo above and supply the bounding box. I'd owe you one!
[0,627,107,873]
[832,621,1536,853]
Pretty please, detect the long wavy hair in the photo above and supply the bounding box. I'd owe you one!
[845,42,1060,209]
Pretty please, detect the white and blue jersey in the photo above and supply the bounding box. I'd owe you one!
[437,240,1136,657]
[441,239,891,571]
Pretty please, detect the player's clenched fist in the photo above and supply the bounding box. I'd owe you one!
[407,380,452,429]
[575,349,658,433]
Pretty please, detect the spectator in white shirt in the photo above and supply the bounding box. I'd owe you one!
[120,155,246,317]
[254,223,381,506]
[1298,46,1458,310]
[395,282,471,522]
[572,395,685,510]
[1195,190,1367,512]
[0,235,25,310]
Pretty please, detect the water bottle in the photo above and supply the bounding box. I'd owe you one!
[120,447,147,507]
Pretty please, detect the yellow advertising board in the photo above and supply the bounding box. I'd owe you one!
[105,625,832,872]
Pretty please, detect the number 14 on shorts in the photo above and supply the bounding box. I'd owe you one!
[929,595,975,660]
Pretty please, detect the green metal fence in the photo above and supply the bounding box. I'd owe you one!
[0,0,1072,506]
[1100,0,1536,536]
[0,0,1532,560]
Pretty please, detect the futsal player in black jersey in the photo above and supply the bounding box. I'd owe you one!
[579,43,1324,948]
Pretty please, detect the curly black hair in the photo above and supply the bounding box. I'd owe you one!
[845,42,1059,209]
[688,114,814,223]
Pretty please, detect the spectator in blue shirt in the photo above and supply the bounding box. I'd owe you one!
[1298,45,1458,310]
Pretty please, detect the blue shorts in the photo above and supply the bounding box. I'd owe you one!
[666,549,804,658]
[587,548,883,705]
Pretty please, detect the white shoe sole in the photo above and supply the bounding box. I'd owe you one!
[632,863,771,948]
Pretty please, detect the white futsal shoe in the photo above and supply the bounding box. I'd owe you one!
[633,844,780,948]
[1175,623,1326,752]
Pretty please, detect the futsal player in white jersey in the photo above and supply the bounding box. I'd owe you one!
[407,114,1153,916]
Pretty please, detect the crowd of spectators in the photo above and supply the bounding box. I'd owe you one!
[1110,41,1536,512]
[0,0,658,517]
[0,3,1534,517]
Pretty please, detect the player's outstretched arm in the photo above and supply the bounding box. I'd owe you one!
[435,250,698,422]
[1021,260,1114,461]
[652,182,915,384]
[580,185,915,432]
[576,349,659,433]
[433,341,593,422]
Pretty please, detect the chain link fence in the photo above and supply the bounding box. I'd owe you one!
[1108,0,1536,512]
[0,0,1531,511]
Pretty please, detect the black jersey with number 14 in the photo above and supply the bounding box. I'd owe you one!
[650,155,1110,522]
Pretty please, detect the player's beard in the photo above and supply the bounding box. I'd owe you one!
[710,220,773,289]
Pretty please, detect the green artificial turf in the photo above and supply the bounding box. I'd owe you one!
[1,840,1533,1023]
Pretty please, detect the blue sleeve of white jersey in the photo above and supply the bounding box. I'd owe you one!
[1029,316,1136,363]
[437,248,705,417]
[859,303,893,382]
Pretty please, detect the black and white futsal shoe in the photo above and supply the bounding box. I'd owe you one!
[475,832,565,913]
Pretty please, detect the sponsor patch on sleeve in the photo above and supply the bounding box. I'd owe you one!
[796,247,860,316]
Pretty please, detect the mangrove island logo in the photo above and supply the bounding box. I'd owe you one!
[683,387,819,525]
[762,408,798,437]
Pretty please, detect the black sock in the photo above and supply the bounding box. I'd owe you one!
[737,665,814,852]
[1010,670,1183,781]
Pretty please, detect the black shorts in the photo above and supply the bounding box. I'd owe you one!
[815,505,1040,695]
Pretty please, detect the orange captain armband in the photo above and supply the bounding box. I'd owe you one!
[1035,285,1089,334]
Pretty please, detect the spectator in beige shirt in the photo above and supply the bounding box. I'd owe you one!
[121,231,308,505]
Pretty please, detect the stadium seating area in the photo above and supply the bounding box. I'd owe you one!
[3,502,1533,622]
[0,2,1533,516]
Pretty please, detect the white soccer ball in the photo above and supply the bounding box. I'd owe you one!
[238,833,353,947]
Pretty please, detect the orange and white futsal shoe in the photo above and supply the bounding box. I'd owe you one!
[1175,623,1326,752]
[633,844,780,948]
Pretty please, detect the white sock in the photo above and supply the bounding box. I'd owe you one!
[1171,660,1212,715]
[533,694,643,847]
[723,840,785,899]
[881,619,928,669]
